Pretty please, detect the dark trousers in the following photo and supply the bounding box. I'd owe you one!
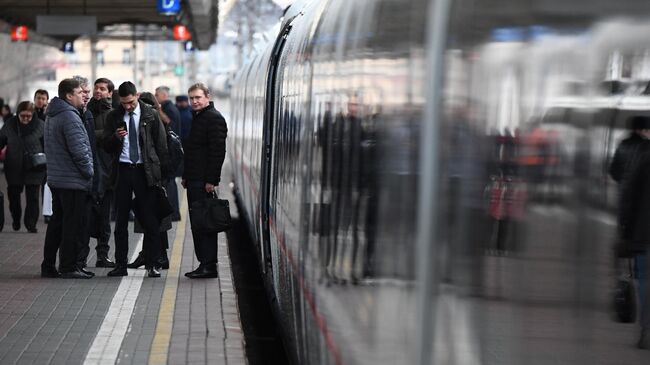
[7,184,39,229]
[79,190,113,266]
[114,164,161,267]
[166,178,180,217]
[187,184,218,266]
[43,188,88,272]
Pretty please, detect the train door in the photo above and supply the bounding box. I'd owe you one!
[260,23,293,274]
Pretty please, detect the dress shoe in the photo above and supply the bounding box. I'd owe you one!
[107,265,128,277]
[78,266,95,277]
[12,221,20,231]
[96,256,116,268]
[185,265,218,279]
[41,264,61,278]
[127,251,145,269]
[60,269,92,279]
[27,227,37,233]
[157,251,169,270]
[147,267,161,277]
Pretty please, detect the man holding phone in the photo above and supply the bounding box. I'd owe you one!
[101,82,168,277]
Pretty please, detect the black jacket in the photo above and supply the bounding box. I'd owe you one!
[88,97,114,195]
[182,102,227,185]
[609,133,650,184]
[0,116,45,186]
[619,151,650,251]
[102,100,169,187]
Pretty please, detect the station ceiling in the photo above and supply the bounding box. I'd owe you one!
[0,0,219,50]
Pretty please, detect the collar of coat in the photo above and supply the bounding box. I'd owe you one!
[192,101,215,117]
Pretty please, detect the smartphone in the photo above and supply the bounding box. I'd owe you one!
[117,121,127,130]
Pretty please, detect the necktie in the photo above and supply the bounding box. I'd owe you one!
[128,111,139,163]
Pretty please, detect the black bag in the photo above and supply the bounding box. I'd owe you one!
[189,192,232,233]
[167,131,184,175]
[29,152,47,170]
[155,186,174,221]
[613,259,636,323]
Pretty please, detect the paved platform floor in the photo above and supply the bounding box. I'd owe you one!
[0,176,246,365]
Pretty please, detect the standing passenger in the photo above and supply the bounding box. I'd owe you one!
[34,89,50,223]
[33,89,49,122]
[41,78,94,279]
[102,82,168,278]
[175,95,193,144]
[182,83,227,279]
[0,101,45,233]
[86,77,117,268]
[155,86,182,221]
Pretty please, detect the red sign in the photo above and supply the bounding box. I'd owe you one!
[11,26,28,42]
[172,25,191,41]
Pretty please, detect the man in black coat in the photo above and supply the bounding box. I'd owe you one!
[619,150,650,350]
[33,89,49,122]
[102,82,168,278]
[609,116,650,184]
[86,77,116,268]
[611,115,650,349]
[182,83,227,279]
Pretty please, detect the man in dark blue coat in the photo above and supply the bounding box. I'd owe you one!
[41,78,94,279]
[155,86,182,221]
[176,95,193,143]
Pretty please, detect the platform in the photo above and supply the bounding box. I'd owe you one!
[0,175,246,365]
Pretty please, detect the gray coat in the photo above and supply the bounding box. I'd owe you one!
[44,97,94,191]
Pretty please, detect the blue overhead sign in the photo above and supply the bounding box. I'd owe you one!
[62,41,74,53]
[158,0,181,15]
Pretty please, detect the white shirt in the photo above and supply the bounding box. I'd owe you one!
[119,103,143,164]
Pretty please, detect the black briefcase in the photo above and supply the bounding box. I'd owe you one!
[189,193,232,233]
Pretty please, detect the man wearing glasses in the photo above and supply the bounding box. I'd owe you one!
[41,78,94,278]
[101,82,169,278]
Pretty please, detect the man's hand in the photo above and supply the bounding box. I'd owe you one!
[205,183,216,193]
[116,127,127,140]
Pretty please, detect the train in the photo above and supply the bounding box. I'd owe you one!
[228,0,650,364]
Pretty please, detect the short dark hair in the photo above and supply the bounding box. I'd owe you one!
[34,89,49,99]
[139,92,156,107]
[630,115,650,130]
[118,81,137,98]
[16,101,35,114]
[58,78,81,99]
[95,78,115,93]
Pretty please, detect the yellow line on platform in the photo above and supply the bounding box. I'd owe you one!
[148,196,188,365]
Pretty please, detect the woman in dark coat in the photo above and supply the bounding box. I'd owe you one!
[0,101,45,232]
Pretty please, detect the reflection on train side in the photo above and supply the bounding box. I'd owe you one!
[229,0,650,363]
